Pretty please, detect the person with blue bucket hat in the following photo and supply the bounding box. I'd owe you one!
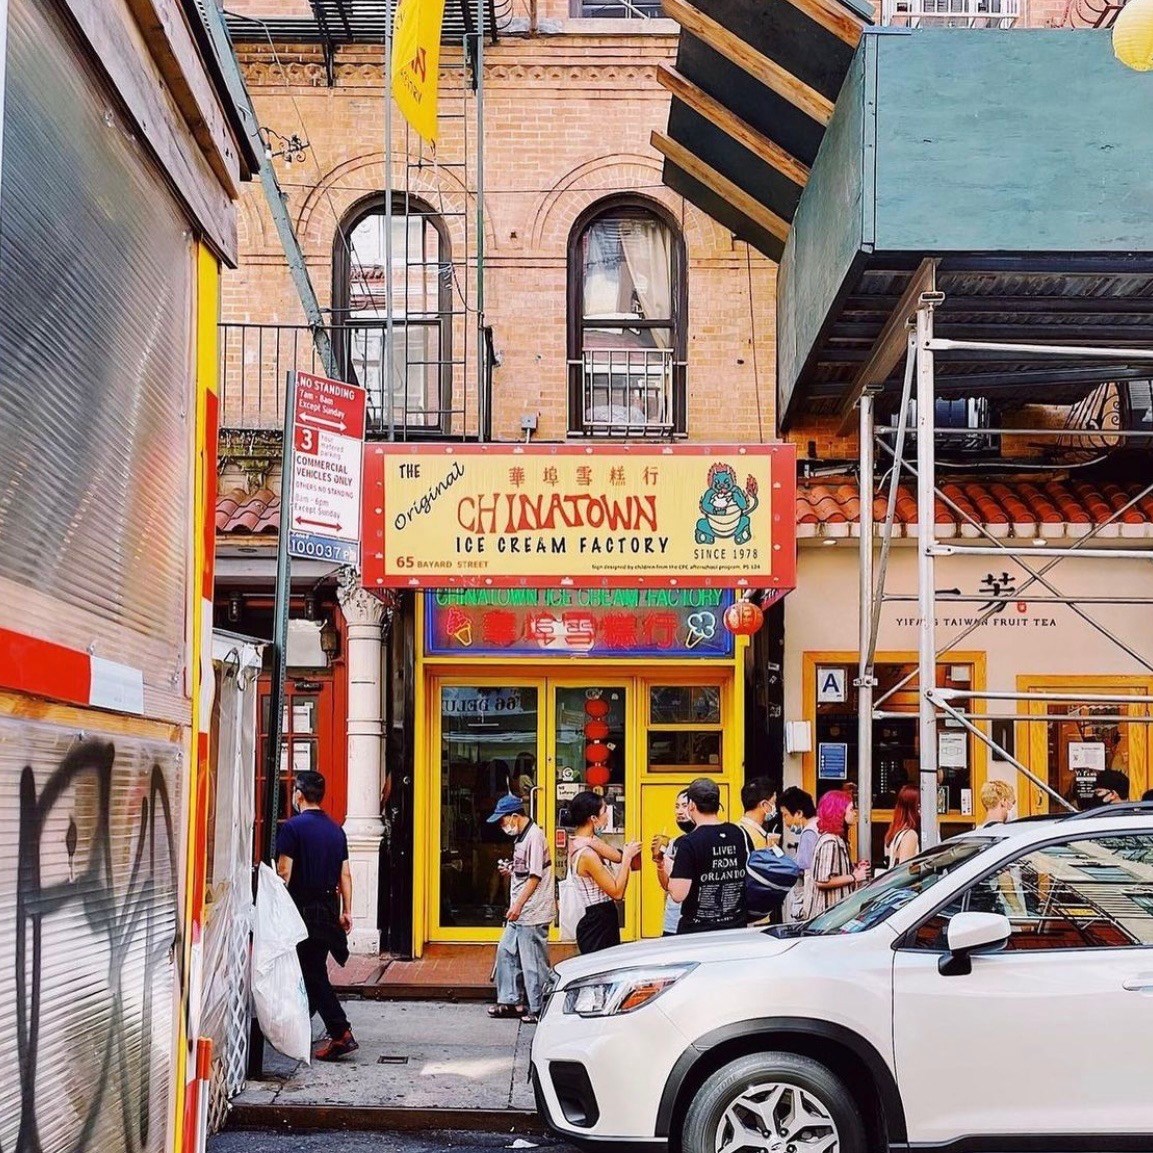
[486,794,555,1024]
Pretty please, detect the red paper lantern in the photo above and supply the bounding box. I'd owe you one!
[583,719,609,741]
[585,764,611,788]
[723,599,764,637]
[585,741,610,764]
[584,697,610,719]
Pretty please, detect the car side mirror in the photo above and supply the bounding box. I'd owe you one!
[938,911,1011,976]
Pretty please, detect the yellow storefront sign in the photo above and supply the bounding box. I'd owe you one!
[391,0,446,145]
[362,444,797,589]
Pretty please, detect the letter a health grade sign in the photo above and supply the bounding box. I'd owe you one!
[361,443,797,590]
[288,372,367,566]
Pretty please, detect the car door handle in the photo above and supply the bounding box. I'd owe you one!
[1122,974,1153,992]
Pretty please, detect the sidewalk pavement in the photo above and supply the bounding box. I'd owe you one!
[230,1001,540,1132]
[329,944,578,1001]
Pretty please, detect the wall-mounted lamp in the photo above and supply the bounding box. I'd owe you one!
[319,617,340,662]
[228,591,242,623]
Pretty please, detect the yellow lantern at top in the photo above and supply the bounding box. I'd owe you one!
[1114,0,1153,72]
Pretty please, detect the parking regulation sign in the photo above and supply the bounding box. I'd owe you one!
[288,371,367,566]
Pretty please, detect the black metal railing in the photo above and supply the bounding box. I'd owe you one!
[219,321,477,439]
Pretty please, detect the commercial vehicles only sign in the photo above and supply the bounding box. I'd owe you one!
[288,371,367,566]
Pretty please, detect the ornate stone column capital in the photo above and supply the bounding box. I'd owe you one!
[336,565,391,629]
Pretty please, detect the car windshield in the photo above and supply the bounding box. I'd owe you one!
[802,839,995,936]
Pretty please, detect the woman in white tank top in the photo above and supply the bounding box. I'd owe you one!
[567,791,640,953]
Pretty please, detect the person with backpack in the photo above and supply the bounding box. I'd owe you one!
[562,791,640,954]
[668,778,749,934]
[737,777,780,854]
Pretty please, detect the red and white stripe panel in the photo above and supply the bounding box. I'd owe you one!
[0,627,145,715]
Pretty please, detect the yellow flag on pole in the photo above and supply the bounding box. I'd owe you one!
[391,0,446,145]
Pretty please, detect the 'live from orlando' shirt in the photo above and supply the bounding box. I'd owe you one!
[670,822,749,933]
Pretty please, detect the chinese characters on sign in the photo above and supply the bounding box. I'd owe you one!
[288,372,367,566]
[361,444,797,589]
[425,588,735,657]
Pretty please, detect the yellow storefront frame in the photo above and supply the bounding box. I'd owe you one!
[412,597,746,956]
[801,650,988,827]
[1018,674,1153,817]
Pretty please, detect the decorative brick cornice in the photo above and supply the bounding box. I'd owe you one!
[241,59,661,87]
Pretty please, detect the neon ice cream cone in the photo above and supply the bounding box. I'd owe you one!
[445,607,473,646]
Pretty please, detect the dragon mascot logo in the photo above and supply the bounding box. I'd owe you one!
[696,463,758,545]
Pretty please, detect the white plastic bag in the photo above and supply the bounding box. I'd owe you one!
[252,862,311,1064]
[558,848,590,941]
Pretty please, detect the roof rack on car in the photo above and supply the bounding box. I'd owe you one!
[1063,801,1153,821]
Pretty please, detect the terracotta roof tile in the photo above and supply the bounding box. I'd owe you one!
[796,478,1153,540]
[216,487,279,534]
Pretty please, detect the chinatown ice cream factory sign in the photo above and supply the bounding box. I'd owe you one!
[425,587,736,657]
[361,444,797,589]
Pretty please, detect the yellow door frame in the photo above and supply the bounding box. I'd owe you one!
[801,649,988,823]
[1017,674,1153,816]
[412,628,746,955]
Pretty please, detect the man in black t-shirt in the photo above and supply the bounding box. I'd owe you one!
[277,770,357,1060]
[668,778,749,933]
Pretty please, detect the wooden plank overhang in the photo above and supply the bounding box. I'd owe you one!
[659,0,871,261]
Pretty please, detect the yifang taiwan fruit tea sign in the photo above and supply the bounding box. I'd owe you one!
[361,444,797,590]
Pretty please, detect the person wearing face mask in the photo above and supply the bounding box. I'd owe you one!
[779,787,819,922]
[486,794,555,1023]
[738,777,780,854]
[653,790,693,936]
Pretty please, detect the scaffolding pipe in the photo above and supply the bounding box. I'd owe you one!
[928,694,1076,813]
[857,391,876,859]
[932,544,1153,561]
[927,337,1153,361]
[875,711,1153,723]
[915,299,940,848]
[876,426,1153,439]
[937,688,1153,704]
[883,594,1153,605]
[872,440,1153,679]
[867,330,917,669]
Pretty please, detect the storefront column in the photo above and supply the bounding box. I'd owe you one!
[337,567,390,954]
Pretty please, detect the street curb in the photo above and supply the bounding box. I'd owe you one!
[225,1104,545,1135]
[340,984,493,1003]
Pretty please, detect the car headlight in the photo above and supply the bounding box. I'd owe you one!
[561,964,697,1018]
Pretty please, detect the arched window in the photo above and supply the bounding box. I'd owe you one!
[568,198,686,437]
[333,195,451,434]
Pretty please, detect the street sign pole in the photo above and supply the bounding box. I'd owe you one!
[250,370,297,1081]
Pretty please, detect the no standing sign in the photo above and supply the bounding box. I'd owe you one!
[287,371,367,566]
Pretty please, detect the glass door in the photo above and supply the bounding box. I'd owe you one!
[435,681,544,937]
[255,675,337,862]
[549,684,632,940]
[1023,680,1151,815]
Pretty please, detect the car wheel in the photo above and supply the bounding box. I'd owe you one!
[682,1052,866,1153]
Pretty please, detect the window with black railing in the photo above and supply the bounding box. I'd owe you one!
[333,194,453,435]
[567,198,686,438]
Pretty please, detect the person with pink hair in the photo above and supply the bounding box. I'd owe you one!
[807,790,870,917]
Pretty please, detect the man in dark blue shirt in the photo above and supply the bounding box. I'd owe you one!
[277,770,357,1060]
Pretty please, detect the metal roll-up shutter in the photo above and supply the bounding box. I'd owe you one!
[0,0,196,1149]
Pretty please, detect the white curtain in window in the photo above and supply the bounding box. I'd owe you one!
[619,216,673,347]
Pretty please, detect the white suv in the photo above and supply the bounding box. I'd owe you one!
[531,807,1153,1153]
